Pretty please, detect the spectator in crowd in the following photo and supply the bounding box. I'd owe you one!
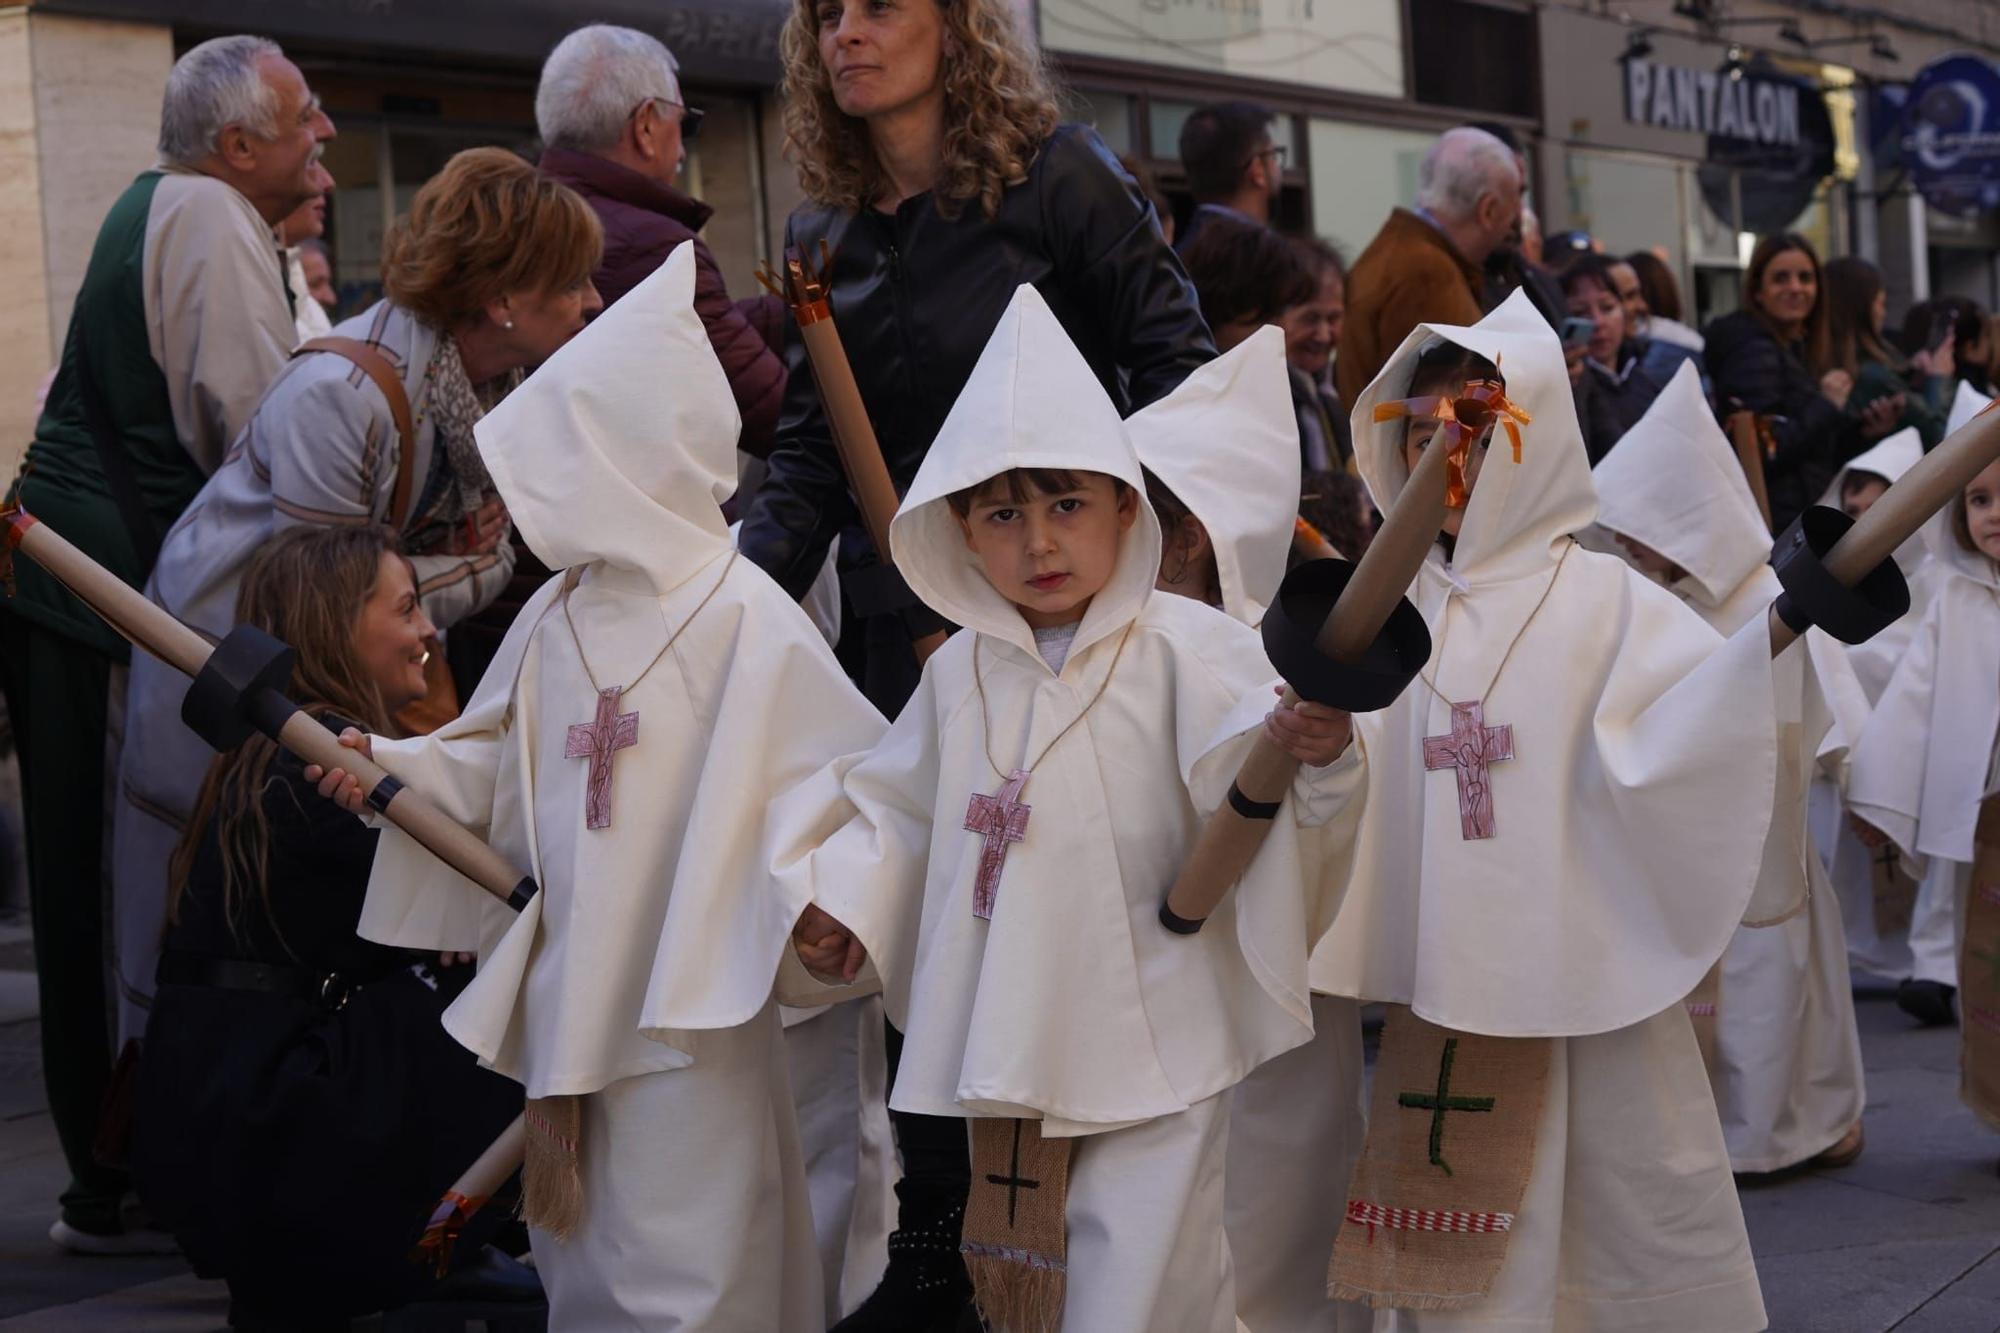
[1560,253,1692,462]
[536,24,786,459]
[1279,236,1352,468]
[1625,250,1704,352]
[134,526,529,1330]
[1182,216,1313,352]
[1900,295,1994,399]
[1463,120,1563,330]
[1175,99,1282,252]
[1520,203,1544,265]
[1704,232,1886,532]
[113,147,601,1073]
[1336,125,1520,407]
[1824,256,1951,450]
[0,33,333,1255]
[1297,467,1375,561]
[1600,254,1706,391]
[297,239,337,317]
[278,161,336,341]
[741,2,1212,1322]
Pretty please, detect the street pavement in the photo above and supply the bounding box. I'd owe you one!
[3,918,2000,1330]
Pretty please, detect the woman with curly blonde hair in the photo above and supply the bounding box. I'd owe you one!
[739,4,1213,1329]
[113,148,602,1053]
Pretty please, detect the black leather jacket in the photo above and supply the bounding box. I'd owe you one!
[1704,310,1862,532]
[739,124,1214,610]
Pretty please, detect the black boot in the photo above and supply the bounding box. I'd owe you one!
[1897,977,1958,1027]
[831,1180,973,1333]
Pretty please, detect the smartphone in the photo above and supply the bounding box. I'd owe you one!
[1559,315,1596,348]
[1928,309,1954,353]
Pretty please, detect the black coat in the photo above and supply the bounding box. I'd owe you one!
[1704,311,1862,531]
[133,725,521,1317]
[737,124,1215,709]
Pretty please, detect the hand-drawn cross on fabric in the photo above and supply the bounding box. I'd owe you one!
[1398,1037,1496,1178]
[1423,701,1515,840]
[565,686,639,830]
[985,1119,1042,1226]
[965,769,1031,920]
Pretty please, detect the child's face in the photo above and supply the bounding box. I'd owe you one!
[1402,413,1493,537]
[1841,474,1889,520]
[1965,460,2000,562]
[1614,532,1680,581]
[958,471,1139,630]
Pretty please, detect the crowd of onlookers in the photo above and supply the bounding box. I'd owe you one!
[5,13,1997,1327]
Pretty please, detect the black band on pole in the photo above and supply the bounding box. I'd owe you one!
[1158,901,1206,935]
[1770,507,1910,645]
[1227,782,1284,821]
[365,775,404,814]
[1262,559,1433,711]
[181,624,297,752]
[506,878,540,913]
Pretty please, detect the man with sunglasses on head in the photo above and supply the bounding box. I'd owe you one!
[1175,99,1284,253]
[536,24,785,457]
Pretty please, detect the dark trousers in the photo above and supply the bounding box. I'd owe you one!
[0,616,127,1230]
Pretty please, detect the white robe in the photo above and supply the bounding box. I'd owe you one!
[356,252,887,1325]
[1130,329,1369,1332]
[1316,297,1775,1330]
[767,286,1360,1331]
[1593,361,1867,1172]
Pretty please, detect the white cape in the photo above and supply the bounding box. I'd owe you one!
[1308,293,1780,1037]
[767,286,1360,1133]
[356,247,885,1097]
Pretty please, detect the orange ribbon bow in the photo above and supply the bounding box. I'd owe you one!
[1372,375,1530,509]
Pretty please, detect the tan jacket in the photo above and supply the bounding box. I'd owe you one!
[1335,208,1485,409]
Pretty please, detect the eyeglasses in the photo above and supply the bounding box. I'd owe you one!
[638,97,704,143]
[1246,144,1288,170]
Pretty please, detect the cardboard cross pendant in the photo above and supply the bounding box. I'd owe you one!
[565,686,639,830]
[965,769,1031,920]
[1423,701,1515,840]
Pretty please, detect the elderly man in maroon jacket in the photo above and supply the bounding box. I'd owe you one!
[536,24,785,457]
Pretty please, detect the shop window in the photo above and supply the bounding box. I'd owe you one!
[1306,119,1438,256]
[1409,0,1537,119]
[1149,99,1295,167]
[1068,88,1135,156]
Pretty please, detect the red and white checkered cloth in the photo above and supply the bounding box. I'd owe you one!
[1345,1199,1515,1237]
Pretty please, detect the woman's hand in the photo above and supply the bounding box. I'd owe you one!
[793,904,866,983]
[1859,393,1905,442]
[1819,368,1854,410]
[1265,687,1353,767]
[1913,328,1957,382]
[1848,813,1889,850]
[465,496,510,555]
[1564,340,1588,386]
[303,728,375,814]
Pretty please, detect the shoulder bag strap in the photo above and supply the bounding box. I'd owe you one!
[293,335,418,530]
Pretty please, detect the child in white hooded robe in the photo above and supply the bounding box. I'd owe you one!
[769,285,1363,1333]
[1592,360,1870,1174]
[317,249,887,1329]
[1129,325,1370,1333]
[1312,294,1795,1331]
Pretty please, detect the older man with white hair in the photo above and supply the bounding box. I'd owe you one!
[0,32,331,1255]
[1335,125,1521,406]
[536,24,784,457]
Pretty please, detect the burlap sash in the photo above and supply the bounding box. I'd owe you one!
[1331,1007,1550,1310]
[522,1094,582,1239]
[1685,961,1722,1074]
[963,1117,1072,1333]
[1960,796,2000,1129]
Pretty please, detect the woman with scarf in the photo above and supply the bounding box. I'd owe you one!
[109,147,601,1062]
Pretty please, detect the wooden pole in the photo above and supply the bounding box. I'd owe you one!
[763,248,945,663]
[1,509,530,908]
[1727,411,1775,531]
[1162,420,1456,924]
[1767,399,2000,656]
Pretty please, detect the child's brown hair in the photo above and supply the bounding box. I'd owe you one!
[947,467,1130,517]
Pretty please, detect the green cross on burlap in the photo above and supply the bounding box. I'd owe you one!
[1397,1037,1497,1177]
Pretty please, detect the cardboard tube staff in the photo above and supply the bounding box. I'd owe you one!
[760,242,946,663]
[1727,411,1776,530]
[1159,387,2000,932]
[0,501,536,1267]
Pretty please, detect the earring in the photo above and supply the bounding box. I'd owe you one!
[504,319,515,330]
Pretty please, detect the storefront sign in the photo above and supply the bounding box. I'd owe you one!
[1624,57,1803,148]
[1039,0,1404,99]
[1692,58,1836,235]
[1900,54,2000,218]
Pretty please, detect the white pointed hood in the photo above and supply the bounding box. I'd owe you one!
[475,244,740,595]
[1822,426,1928,575]
[1128,325,1299,626]
[1950,379,1994,436]
[1352,290,1595,585]
[889,284,1160,661]
[1594,360,1772,610]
